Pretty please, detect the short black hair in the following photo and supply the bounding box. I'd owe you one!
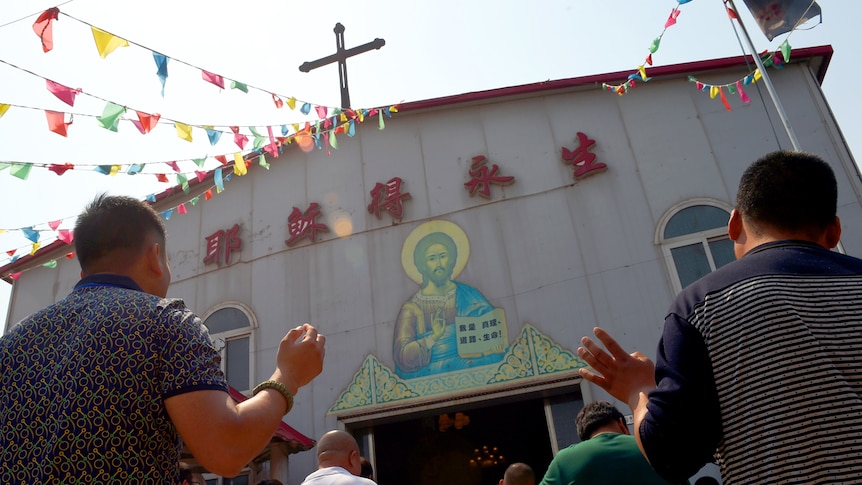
[576,401,625,441]
[74,194,166,273]
[736,150,837,235]
[360,456,373,478]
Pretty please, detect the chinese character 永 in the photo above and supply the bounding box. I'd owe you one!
[561,132,608,180]
[286,203,329,246]
[368,176,411,220]
[464,155,515,199]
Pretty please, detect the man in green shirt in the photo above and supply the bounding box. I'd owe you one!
[539,401,686,485]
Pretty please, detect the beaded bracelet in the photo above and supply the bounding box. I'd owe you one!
[252,380,294,415]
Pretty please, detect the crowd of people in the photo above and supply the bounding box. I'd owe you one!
[1,150,860,483]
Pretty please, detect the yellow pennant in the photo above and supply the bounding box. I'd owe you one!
[0,104,10,119]
[710,85,719,99]
[287,97,297,110]
[30,242,41,256]
[753,69,762,82]
[91,27,129,59]
[233,152,247,176]
[175,122,193,142]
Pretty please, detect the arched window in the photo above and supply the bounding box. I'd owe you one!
[656,199,736,292]
[202,303,256,393]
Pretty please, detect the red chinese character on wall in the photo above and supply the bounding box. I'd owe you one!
[286,203,329,246]
[561,132,608,180]
[203,223,242,265]
[368,177,411,220]
[464,155,515,199]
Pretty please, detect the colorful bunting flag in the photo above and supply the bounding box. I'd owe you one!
[48,163,74,175]
[97,102,126,132]
[32,8,59,53]
[46,110,71,137]
[230,81,248,93]
[91,27,129,59]
[46,80,82,107]
[0,104,10,119]
[10,164,32,180]
[233,152,247,176]
[202,70,225,89]
[153,53,168,96]
[175,122,193,142]
[57,229,74,245]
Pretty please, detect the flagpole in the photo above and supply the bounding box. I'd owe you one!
[726,0,802,151]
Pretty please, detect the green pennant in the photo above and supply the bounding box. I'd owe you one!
[97,102,126,131]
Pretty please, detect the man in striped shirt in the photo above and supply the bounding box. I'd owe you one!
[577,150,862,484]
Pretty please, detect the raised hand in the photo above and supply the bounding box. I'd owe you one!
[578,327,656,408]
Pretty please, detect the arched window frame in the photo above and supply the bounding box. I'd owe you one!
[201,301,258,394]
[655,198,735,294]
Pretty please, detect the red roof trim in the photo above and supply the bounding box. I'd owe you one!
[228,386,315,449]
[397,45,833,113]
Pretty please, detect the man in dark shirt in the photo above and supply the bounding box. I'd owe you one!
[0,195,326,483]
[577,151,862,484]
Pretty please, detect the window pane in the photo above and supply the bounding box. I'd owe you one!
[226,475,249,485]
[226,336,250,390]
[709,237,736,269]
[204,307,249,334]
[671,243,712,288]
[664,205,730,239]
[547,393,583,451]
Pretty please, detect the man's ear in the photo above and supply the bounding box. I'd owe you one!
[145,241,165,277]
[728,209,742,241]
[824,216,842,249]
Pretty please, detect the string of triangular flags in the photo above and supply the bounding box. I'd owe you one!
[685,1,795,111]
[601,0,694,95]
[0,104,397,266]
[0,103,398,181]
[30,7,348,112]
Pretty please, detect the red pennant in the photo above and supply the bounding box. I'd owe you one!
[272,94,284,108]
[215,155,228,165]
[6,250,15,257]
[65,252,75,259]
[205,189,213,200]
[134,111,160,134]
[726,7,739,20]
[32,8,59,53]
[156,174,169,183]
[645,54,653,66]
[46,110,71,137]
[48,162,74,175]
[719,88,732,111]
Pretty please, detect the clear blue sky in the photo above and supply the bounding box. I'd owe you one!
[1,0,859,328]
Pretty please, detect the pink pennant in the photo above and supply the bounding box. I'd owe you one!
[32,8,59,53]
[195,171,207,183]
[46,80,82,107]
[665,9,681,28]
[177,204,187,215]
[57,229,74,245]
[265,126,279,158]
[46,110,71,137]
[202,70,225,89]
[315,106,328,118]
[736,81,751,104]
[231,126,248,149]
[167,161,180,172]
[272,94,284,109]
[48,220,62,231]
[9,272,21,281]
[695,81,705,91]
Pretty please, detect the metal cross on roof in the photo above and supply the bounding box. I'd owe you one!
[299,23,385,109]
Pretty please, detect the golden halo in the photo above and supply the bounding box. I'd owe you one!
[401,220,470,285]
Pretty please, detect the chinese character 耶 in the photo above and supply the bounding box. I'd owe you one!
[286,203,329,246]
[203,223,242,265]
[561,132,608,180]
[464,155,515,199]
[368,177,411,220]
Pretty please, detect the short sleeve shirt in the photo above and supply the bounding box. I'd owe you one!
[0,274,228,484]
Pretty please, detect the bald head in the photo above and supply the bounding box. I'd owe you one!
[317,430,362,476]
[501,462,535,485]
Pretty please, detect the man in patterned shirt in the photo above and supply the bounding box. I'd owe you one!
[577,150,862,484]
[0,194,326,483]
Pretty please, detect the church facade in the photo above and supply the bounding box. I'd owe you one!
[3,45,859,485]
